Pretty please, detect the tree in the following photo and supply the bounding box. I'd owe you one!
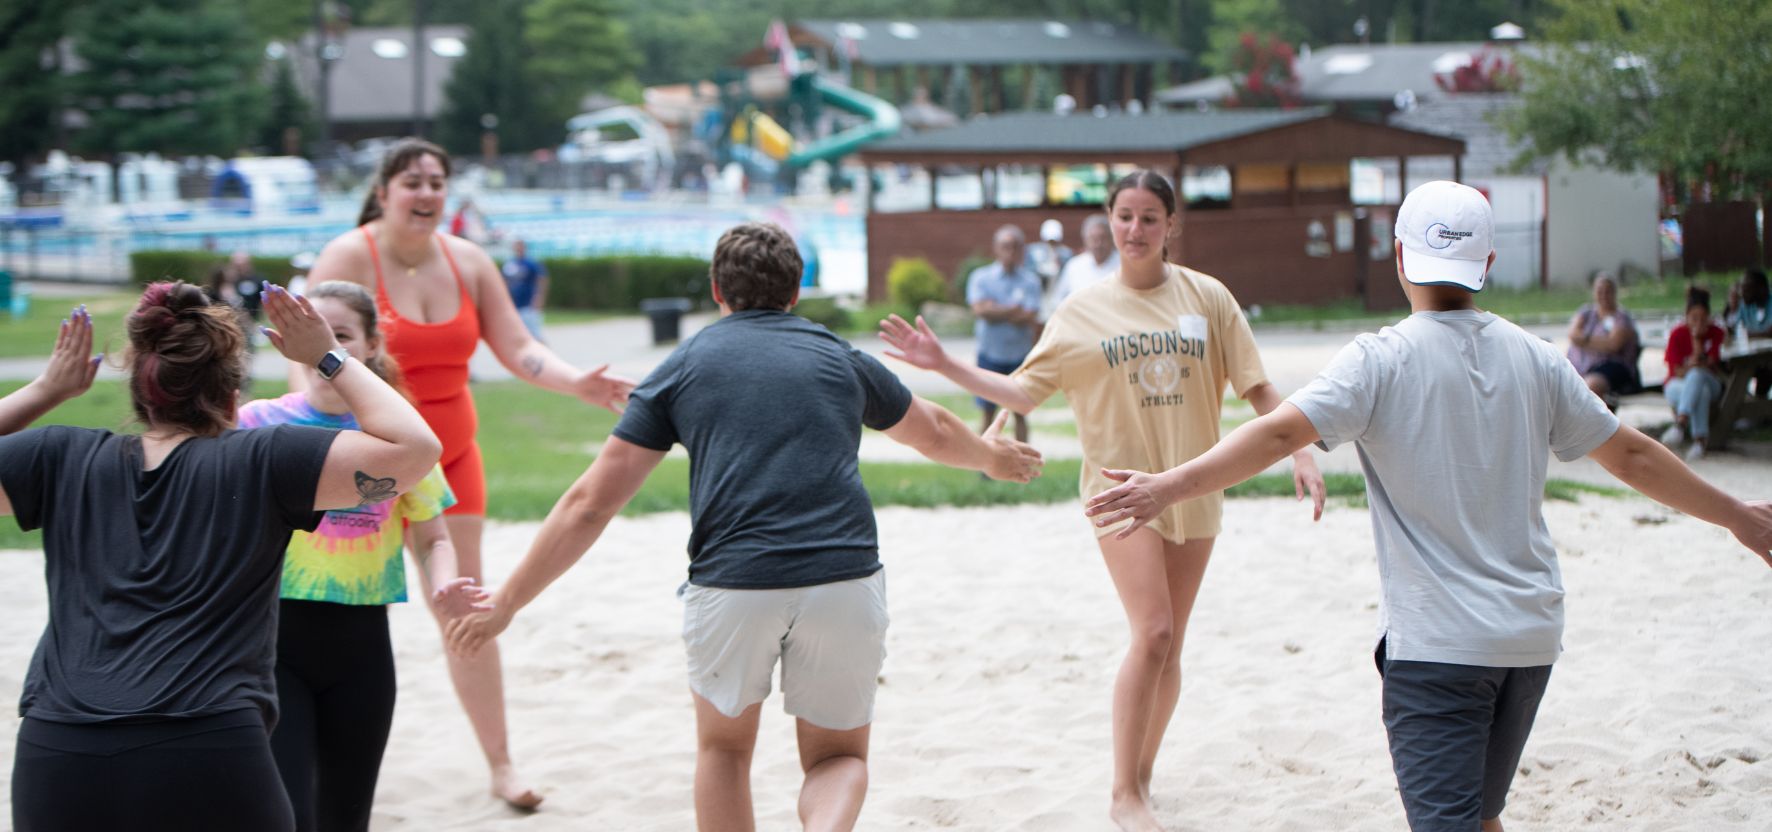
[523,0,639,122]
[1505,0,1772,201]
[1222,32,1301,108]
[259,56,315,156]
[1434,49,1520,94]
[436,0,551,154]
[0,0,72,171]
[69,0,267,158]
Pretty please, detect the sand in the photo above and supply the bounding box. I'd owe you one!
[1,492,1768,830]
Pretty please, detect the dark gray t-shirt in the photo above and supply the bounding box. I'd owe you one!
[0,424,337,727]
[613,310,914,589]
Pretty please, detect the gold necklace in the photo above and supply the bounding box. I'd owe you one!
[383,236,431,278]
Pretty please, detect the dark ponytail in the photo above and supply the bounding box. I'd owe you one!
[357,138,453,227]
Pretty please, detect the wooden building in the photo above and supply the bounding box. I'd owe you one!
[735,20,1186,114]
[858,109,1467,309]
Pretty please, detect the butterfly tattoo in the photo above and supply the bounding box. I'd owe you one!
[354,471,399,507]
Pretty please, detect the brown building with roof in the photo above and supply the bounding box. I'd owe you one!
[736,19,1187,114]
[858,109,1466,309]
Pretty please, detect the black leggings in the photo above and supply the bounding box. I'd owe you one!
[271,599,397,832]
[12,709,295,832]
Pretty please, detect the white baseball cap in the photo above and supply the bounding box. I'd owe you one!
[1040,219,1064,241]
[1395,180,1494,291]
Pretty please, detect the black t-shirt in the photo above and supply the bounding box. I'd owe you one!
[613,310,913,589]
[0,424,337,728]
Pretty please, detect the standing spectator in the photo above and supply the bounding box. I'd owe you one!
[1025,218,1073,291]
[966,225,1042,442]
[1049,214,1120,316]
[501,239,549,342]
[449,197,492,245]
[1564,272,1641,406]
[1660,288,1727,461]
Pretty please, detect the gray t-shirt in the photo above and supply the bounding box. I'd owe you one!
[613,310,914,589]
[0,424,336,727]
[1287,311,1619,667]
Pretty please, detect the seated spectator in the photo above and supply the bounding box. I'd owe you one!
[1565,273,1641,406]
[1660,288,1727,461]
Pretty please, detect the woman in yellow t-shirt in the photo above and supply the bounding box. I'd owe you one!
[881,169,1324,830]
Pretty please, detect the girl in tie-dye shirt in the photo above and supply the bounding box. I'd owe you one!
[238,281,489,830]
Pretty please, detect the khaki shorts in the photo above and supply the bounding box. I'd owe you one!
[680,568,889,731]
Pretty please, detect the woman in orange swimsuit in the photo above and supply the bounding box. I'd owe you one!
[305,139,634,809]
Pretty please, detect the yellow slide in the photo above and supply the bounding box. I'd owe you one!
[732,108,794,161]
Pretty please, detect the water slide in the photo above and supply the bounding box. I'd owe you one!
[785,77,901,168]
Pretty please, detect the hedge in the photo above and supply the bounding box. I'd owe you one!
[130,250,711,312]
[129,251,297,288]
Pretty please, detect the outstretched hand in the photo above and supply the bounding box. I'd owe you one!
[430,577,495,620]
[573,364,637,413]
[1732,500,1772,569]
[444,606,513,658]
[260,284,340,366]
[1293,451,1326,522]
[1085,468,1174,540]
[880,314,948,371]
[981,408,1044,483]
[36,305,102,403]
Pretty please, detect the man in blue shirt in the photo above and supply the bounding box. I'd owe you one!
[965,225,1043,441]
[501,238,549,341]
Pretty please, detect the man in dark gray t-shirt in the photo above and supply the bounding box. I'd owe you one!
[1086,181,1772,832]
[446,222,1043,830]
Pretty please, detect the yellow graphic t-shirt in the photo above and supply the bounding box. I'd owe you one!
[1014,264,1268,544]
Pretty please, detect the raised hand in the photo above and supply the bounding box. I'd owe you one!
[573,364,637,413]
[1085,467,1175,540]
[981,408,1044,483]
[37,305,102,403]
[445,606,513,658]
[880,314,948,371]
[430,577,495,620]
[260,284,341,366]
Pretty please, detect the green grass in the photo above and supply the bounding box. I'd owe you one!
[1249,272,1742,329]
[0,379,1642,550]
[0,290,141,358]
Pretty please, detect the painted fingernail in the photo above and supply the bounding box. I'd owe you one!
[259,326,272,336]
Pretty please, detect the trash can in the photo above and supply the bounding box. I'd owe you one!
[639,297,693,345]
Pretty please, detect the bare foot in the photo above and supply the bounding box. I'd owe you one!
[492,763,544,810]
[1110,792,1165,832]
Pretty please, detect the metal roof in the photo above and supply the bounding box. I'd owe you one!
[1388,93,1542,178]
[1157,41,1542,105]
[790,19,1187,67]
[867,109,1323,155]
[294,26,468,122]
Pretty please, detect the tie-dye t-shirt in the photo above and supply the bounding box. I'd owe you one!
[237,392,456,605]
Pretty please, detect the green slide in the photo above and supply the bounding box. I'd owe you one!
[786,77,903,168]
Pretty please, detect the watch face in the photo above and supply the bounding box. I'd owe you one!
[318,350,346,379]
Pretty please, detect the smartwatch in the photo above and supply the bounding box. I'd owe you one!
[315,348,350,381]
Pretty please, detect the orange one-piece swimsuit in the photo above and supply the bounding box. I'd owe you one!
[361,228,486,515]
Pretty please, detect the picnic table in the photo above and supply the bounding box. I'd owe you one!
[1708,337,1772,451]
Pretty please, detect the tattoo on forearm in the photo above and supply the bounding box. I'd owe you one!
[521,355,545,378]
[354,471,398,506]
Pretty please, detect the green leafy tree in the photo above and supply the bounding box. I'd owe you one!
[259,56,316,155]
[436,0,552,154]
[1506,0,1772,201]
[0,0,73,171]
[523,0,640,121]
[70,0,267,158]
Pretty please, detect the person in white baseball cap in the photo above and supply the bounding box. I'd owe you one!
[1394,179,1496,291]
[1085,181,1772,831]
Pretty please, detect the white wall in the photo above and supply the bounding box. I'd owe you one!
[1545,159,1660,288]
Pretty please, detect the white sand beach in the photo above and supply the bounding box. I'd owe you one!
[1,493,1768,830]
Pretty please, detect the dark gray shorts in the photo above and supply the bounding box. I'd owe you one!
[1375,640,1553,831]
